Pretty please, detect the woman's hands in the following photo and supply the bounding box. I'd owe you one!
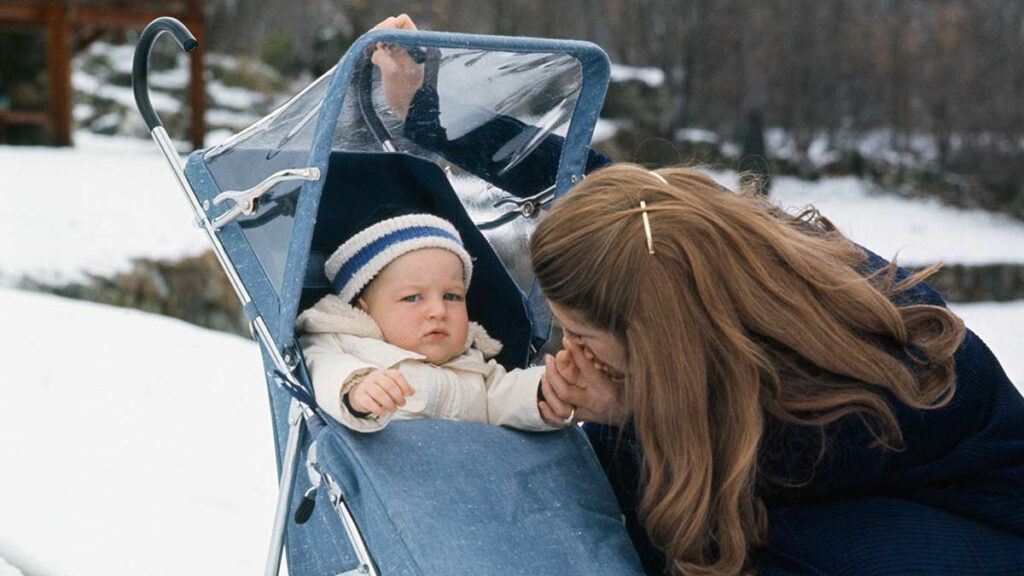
[348,368,415,418]
[369,14,424,120]
[539,337,630,426]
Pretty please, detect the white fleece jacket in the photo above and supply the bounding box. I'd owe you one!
[295,294,559,433]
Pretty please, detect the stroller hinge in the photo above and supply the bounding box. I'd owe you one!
[323,471,379,576]
[282,345,300,371]
[211,167,321,230]
[299,439,377,575]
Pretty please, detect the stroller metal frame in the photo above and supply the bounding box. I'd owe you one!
[132,18,373,576]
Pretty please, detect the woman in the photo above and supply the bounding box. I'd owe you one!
[366,14,1022,573]
[532,164,1024,575]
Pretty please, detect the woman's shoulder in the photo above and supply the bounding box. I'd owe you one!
[759,326,1024,504]
[854,244,946,308]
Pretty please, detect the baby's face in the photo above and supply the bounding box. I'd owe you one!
[358,248,469,365]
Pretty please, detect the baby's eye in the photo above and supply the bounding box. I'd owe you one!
[401,294,421,302]
[443,293,464,302]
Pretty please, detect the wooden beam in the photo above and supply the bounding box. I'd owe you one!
[0,109,51,125]
[74,25,108,52]
[0,4,47,24]
[69,8,198,29]
[45,3,73,146]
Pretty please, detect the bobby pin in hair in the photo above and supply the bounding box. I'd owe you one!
[640,200,655,255]
[649,170,669,185]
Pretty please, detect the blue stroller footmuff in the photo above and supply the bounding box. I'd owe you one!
[134,18,642,575]
[310,420,643,575]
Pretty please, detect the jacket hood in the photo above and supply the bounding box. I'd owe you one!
[295,293,503,359]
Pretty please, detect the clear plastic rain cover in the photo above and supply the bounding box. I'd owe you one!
[202,42,583,297]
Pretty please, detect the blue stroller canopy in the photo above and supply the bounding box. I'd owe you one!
[135,21,643,575]
[185,29,611,365]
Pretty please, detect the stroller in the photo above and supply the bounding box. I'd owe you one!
[133,18,643,576]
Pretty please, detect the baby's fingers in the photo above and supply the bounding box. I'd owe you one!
[371,372,409,407]
[365,383,399,414]
[385,369,415,396]
[350,388,382,416]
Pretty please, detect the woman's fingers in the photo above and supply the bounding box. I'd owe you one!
[391,13,418,30]
[565,339,602,380]
[559,340,629,424]
[370,16,395,31]
[545,354,592,412]
[554,348,584,389]
[579,341,596,361]
[541,365,575,418]
[538,400,564,426]
[370,13,418,32]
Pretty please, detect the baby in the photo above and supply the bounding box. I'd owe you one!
[296,213,564,433]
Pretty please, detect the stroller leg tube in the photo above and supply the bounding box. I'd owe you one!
[265,398,305,576]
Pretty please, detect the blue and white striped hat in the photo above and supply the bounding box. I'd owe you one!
[325,213,474,303]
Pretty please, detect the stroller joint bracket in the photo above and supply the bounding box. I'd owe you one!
[211,167,321,230]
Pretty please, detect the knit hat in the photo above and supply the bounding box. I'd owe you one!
[325,213,474,303]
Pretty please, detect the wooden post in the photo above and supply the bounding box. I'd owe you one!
[45,1,72,146]
[2,0,207,147]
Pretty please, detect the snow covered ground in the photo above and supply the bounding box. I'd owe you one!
[0,133,1021,575]
[0,556,23,576]
[0,288,1018,576]
[0,288,276,576]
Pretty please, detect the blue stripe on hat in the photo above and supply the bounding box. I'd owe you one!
[331,225,463,296]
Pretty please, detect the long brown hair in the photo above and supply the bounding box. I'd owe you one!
[530,164,964,575]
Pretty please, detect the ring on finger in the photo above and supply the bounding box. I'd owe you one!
[562,406,577,426]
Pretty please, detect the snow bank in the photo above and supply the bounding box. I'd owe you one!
[609,63,665,87]
[949,300,1024,387]
[0,556,23,576]
[2,133,1022,289]
[707,173,1024,267]
[0,134,209,284]
[592,118,620,143]
[0,288,276,576]
[676,128,720,144]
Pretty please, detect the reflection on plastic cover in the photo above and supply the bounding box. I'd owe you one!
[332,47,582,294]
[199,46,583,299]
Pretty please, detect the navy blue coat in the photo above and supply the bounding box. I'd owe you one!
[404,92,1024,575]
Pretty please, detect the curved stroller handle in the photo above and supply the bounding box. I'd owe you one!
[133,17,198,131]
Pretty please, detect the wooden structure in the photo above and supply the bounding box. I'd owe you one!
[0,0,205,148]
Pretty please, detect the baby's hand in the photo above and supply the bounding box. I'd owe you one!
[348,369,415,418]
